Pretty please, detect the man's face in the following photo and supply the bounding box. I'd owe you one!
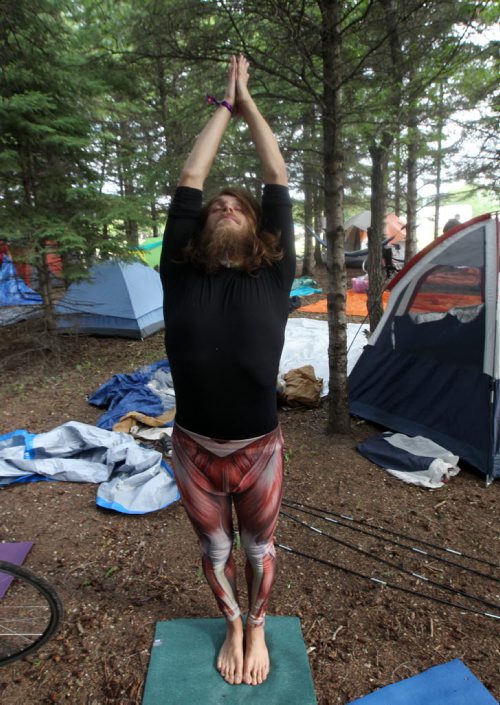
[206,195,250,236]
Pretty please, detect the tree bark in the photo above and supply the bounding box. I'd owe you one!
[366,0,403,331]
[433,83,444,240]
[405,59,418,262]
[302,115,316,277]
[118,120,139,247]
[406,110,419,262]
[367,142,388,331]
[394,136,402,217]
[35,247,57,334]
[319,0,350,435]
[302,176,314,277]
[313,185,324,267]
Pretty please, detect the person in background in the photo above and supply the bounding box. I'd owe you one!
[443,214,461,233]
[160,55,295,686]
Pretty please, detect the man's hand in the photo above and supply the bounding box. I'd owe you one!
[224,55,237,106]
[235,54,253,114]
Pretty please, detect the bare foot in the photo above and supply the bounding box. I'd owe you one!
[217,617,244,685]
[243,623,270,685]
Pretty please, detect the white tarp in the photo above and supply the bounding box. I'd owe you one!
[0,421,179,514]
[280,318,369,395]
[357,432,460,488]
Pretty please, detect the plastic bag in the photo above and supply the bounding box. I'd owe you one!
[280,365,323,408]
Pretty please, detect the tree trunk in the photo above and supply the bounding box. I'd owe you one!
[405,110,419,262]
[313,185,324,267]
[364,0,402,331]
[21,146,57,333]
[433,83,444,240]
[394,136,402,217]
[119,120,139,247]
[36,247,57,334]
[302,143,315,277]
[319,0,350,435]
[367,142,388,332]
[151,201,159,238]
[156,58,169,154]
[302,181,314,277]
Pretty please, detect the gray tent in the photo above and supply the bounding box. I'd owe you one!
[56,260,164,339]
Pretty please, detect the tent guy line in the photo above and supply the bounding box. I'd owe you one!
[282,497,500,572]
[279,510,500,614]
[276,543,500,622]
[281,501,500,584]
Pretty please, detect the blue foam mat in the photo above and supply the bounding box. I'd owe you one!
[349,659,498,705]
[142,616,317,704]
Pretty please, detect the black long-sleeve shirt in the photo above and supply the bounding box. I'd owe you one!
[160,184,295,439]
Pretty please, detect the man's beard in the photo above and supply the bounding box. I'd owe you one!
[202,221,254,267]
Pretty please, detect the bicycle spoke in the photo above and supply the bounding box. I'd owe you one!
[0,562,62,666]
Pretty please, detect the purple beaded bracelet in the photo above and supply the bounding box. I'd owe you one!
[206,94,234,114]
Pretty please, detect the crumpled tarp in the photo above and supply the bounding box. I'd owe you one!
[0,305,43,327]
[0,421,179,514]
[0,254,43,306]
[291,275,322,298]
[357,432,460,488]
[88,359,176,430]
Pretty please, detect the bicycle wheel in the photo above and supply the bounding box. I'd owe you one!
[0,560,63,666]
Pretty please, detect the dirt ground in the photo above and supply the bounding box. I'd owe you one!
[0,265,499,705]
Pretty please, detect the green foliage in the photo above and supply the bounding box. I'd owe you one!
[0,0,497,297]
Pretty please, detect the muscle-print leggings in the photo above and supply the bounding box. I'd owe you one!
[171,423,284,627]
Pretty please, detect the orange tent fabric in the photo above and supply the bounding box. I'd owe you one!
[299,290,390,317]
[409,292,482,313]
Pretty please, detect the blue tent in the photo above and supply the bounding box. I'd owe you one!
[56,260,164,339]
[349,213,499,483]
[0,254,42,306]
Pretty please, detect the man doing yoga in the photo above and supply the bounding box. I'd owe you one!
[160,54,295,686]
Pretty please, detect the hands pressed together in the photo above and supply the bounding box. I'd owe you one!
[180,52,286,188]
[224,54,253,116]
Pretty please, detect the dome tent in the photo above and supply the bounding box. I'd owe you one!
[349,213,499,483]
[56,260,164,339]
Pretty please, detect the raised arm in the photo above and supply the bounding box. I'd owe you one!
[235,56,288,186]
[179,57,237,189]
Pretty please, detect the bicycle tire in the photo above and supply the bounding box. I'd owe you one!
[0,560,63,666]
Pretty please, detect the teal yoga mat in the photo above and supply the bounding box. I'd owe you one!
[349,659,499,705]
[142,616,317,705]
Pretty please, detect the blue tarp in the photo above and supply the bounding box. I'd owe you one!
[88,359,175,430]
[348,659,498,705]
[0,421,179,514]
[291,276,322,298]
[291,285,322,297]
[0,255,42,306]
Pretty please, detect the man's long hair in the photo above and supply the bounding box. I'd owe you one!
[183,186,283,274]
